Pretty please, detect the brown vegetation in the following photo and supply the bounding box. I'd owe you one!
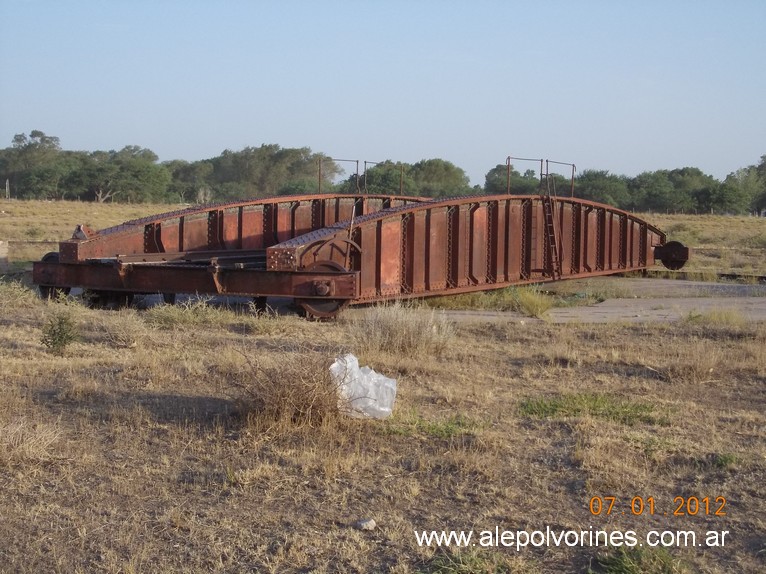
[1,201,765,572]
[0,278,764,572]
[647,213,766,275]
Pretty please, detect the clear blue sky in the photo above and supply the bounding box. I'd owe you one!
[1,0,764,186]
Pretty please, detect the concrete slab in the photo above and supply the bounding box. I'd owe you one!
[545,296,766,323]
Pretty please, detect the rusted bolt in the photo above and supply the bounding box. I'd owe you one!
[313,281,331,296]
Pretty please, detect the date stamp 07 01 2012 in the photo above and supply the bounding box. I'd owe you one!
[589,496,727,517]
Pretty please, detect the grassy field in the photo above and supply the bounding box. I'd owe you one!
[0,199,175,267]
[0,285,764,573]
[647,213,766,276]
[0,199,175,242]
[1,199,765,572]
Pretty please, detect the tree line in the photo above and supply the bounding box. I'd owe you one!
[2,130,765,214]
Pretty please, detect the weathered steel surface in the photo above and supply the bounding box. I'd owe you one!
[56,194,426,263]
[34,260,359,300]
[33,192,687,318]
[267,194,671,303]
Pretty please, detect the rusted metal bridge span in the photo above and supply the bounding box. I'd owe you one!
[33,192,689,318]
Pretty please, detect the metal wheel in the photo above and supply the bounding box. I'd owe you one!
[295,260,350,320]
[38,252,71,300]
[658,240,688,271]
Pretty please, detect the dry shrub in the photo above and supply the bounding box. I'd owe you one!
[227,350,342,430]
[143,297,285,335]
[94,309,146,349]
[512,286,554,318]
[236,305,297,336]
[345,301,454,357]
[144,297,230,329]
[0,279,41,313]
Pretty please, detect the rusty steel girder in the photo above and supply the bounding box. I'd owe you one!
[33,192,689,318]
[54,193,427,263]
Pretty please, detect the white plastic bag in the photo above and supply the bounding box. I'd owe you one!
[330,354,397,419]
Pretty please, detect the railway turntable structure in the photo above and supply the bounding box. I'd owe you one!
[33,191,689,318]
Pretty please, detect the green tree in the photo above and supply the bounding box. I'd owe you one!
[165,159,214,203]
[574,170,630,207]
[666,167,716,213]
[409,158,471,197]
[81,147,170,203]
[706,173,751,214]
[277,177,321,196]
[113,146,171,203]
[484,164,539,195]
[352,161,418,195]
[209,145,338,200]
[5,130,64,198]
[0,148,9,198]
[11,130,61,169]
[15,161,73,199]
[756,154,766,181]
[57,151,92,201]
[750,156,766,214]
[79,151,119,202]
[628,171,680,212]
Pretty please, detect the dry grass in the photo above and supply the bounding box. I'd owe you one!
[0,414,63,469]
[92,309,146,349]
[683,308,747,327]
[0,277,42,312]
[646,212,766,275]
[648,213,766,249]
[2,201,766,571]
[0,280,762,573]
[0,199,176,269]
[423,285,556,317]
[344,301,455,359]
[0,199,175,243]
[589,546,691,574]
